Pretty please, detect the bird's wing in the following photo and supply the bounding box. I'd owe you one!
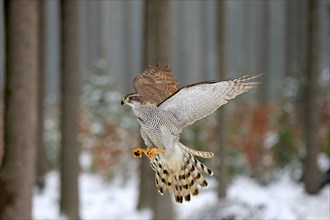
[158,74,261,128]
[140,127,153,148]
[133,64,178,105]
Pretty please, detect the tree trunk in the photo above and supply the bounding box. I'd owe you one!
[216,0,227,199]
[59,1,81,219]
[303,0,321,194]
[284,0,297,78]
[137,0,173,218]
[241,2,252,73]
[253,1,269,103]
[123,1,133,92]
[0,1,39,218]
[35,0,48,191]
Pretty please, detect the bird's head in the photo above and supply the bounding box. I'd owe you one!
[121,93,144,107]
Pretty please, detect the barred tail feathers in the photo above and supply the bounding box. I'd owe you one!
[150,142,214,203]
[179,142,214,159]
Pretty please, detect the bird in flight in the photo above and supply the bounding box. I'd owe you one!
[121,64,261,203]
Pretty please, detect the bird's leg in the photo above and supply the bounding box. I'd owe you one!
[146,147,165,158]
[132,147,164,158]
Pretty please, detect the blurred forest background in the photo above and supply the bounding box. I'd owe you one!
[0,0,329,219]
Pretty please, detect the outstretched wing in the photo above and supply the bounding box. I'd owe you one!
[158,74,261,128]
[133,64,178,105]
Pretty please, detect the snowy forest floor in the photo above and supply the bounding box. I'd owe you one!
[33,171,329,220]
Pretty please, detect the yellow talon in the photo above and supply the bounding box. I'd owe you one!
[133,148,148,158]
[132,147,165,158]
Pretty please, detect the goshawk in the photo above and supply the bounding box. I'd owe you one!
[121,64,261,203]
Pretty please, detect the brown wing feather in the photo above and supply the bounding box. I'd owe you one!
[133,64,179,105]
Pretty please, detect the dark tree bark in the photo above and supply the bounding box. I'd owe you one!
[137,0,173,218]
[35,0,48,191]
[303,0,321,194]
[216,0,227,198]
[144,0,171,64]
[0,1,39,218]
[59,1,81,219]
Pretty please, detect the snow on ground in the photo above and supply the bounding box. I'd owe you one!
[227,175,330,220]
[175,174,330,220]
[33,172,330,220]
[33,172,151,220]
